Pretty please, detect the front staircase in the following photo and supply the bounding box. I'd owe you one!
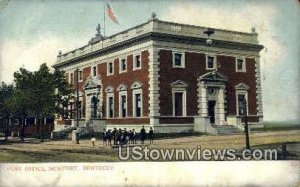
[212,125,243,135]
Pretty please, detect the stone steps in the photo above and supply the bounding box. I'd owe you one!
[212,125,243,135]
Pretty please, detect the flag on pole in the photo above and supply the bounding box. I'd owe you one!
[106,3,119,24]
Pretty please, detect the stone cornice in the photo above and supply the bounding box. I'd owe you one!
[53,32,263,69]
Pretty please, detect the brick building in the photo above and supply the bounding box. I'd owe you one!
[53,16,264,133]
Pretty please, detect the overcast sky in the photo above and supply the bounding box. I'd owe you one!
[0,0,299,122]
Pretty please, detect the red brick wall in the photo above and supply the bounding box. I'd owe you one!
[99,50,150,122]
[11,124,54,136]
[218,56,257,115]
[159,117,194,124]
[158,50,258,117]
[159,50,206,116]
[106,118,150,124]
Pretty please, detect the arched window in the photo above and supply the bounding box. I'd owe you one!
[105,86,114,118]
[235,83,249,116]
[118,84,128,118]
[131,82,143,117]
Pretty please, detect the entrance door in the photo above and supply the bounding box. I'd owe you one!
[174,92,183,116]
[208,101,216,124]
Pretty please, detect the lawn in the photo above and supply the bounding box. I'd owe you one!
[1,129,299,162]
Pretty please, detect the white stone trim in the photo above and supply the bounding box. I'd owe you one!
[105,86,114,93]
[215,88,226,125]
[154,42,260,59]
[172,88,187,117]
[235,57,246,72]
[130,81,142,89]
[255,58,263,118]
[148,47,160,126]
[172,51,185,68]
[235,83,250,90]
[171,80,188,88]
[117,84,128,91]
[198,82,208,117]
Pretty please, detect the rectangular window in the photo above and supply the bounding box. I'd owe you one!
[173,52,185,68]
[78,70,83,82]
[78,101,82,118]
[107,62,114,75]
[133,54,141,70]
[238,94,247,115]
[92,66,97,77]
[135,93,141,117]
[236,58,246,72]
[120,58,127,72]
[121,95,127,117]
[108,96,114,118]
[70,103,73,119]
[70,73,73,84]
[206,56,216,70]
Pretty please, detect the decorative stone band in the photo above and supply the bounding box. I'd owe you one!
[53,32,263,69]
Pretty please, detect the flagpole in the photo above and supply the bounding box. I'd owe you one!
[103,3,106,37]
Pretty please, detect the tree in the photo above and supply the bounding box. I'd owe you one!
[53,68,74,120]
[6,68,33,141]
[29,63,72,141]
[4,64,73,142]
[0,82,14,140]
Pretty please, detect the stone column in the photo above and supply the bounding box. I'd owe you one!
[198,83,208,117]
[148,47,160,128]
[85,94,91,121]
[216,88,226,125]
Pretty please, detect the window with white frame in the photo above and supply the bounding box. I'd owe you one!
[171,80,188,117]
[237,93,248,116]
[78,70,83,82]
[119,58,127,73]
[69,73,73,84]
[133,53,141,70]
[172,51,185,68]
[119,91,127,117]
[206,55,216,70]
[235,83,249,116]
[131,82,143,117]
[107,62,114,75]
[172,89,187,116]
[92,65,97,77]
[105,87,114,118]
[236,58,246,72]
[107,94,114,118]
[118,84,128,118]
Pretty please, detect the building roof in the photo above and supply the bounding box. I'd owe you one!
[53,17,263,69]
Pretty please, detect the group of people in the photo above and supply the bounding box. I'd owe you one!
[90,126,154,146]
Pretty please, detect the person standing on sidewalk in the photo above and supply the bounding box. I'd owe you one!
[140,126,146,144]
[149,127,154,144]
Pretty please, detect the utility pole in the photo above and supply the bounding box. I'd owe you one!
[76,68,80,144]
[244,99,250,149]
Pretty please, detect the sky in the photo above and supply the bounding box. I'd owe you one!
[0,0,299,122]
